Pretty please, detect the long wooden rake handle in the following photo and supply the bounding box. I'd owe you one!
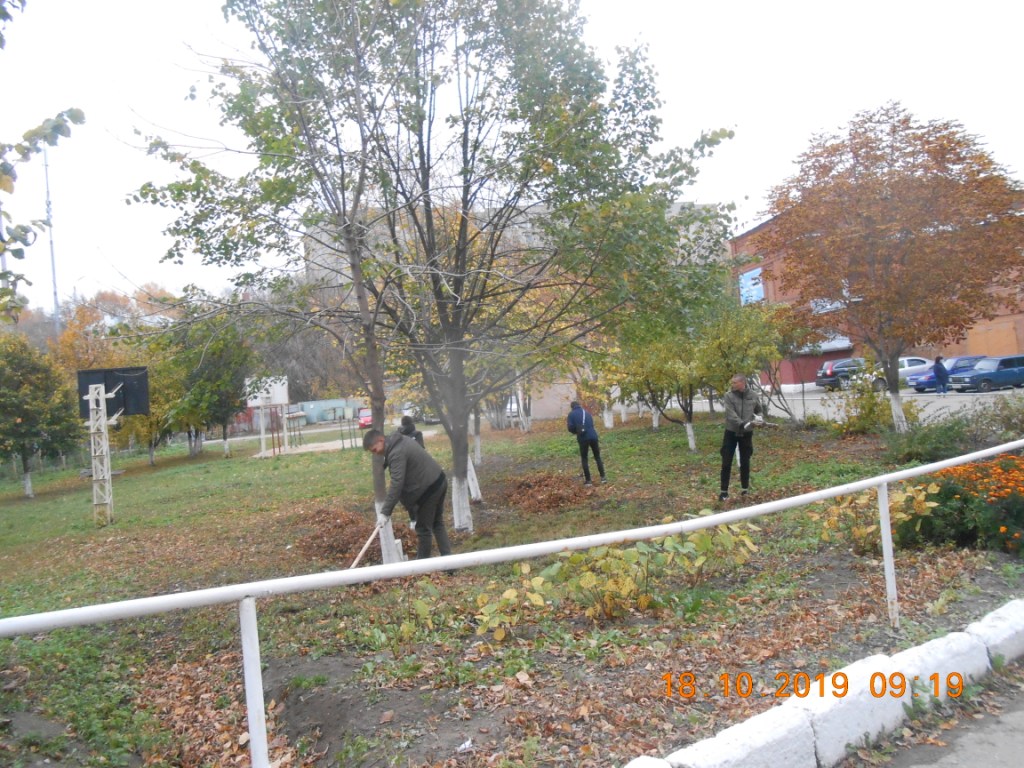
[349,523,382,569]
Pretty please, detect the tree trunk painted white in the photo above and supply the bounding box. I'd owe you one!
[685,422,697,452]
[373,501,405,564]
[889,391,909,433]
[473,432,481,465]
[22,471,34,499]
[467,459,482,502]
[603,408,614,429]
[222,437,231,457]
[617,403,628,423]
[651,409,661,430]
[452,475,473,532]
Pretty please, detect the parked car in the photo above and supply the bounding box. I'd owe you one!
[815,358,865,390]
[894,356,931,382]
[949,355,1024,392]
[816,356,932,391]
[357,406,373,428]
[401,402,441,424]
[906,355,986,392]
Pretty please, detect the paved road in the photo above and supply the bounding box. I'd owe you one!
[881,689,1024,767]
[710,387,1021,423]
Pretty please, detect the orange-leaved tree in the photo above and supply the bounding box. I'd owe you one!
[759,102,1024,432]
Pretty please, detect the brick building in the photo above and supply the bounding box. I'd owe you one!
[729,219,1024,388]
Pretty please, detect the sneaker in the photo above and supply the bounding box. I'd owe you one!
[600,475,608,483]
[583,480,593,487]
[718,491,729,501]
[741,488,749,496]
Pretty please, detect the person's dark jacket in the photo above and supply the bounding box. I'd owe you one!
[567,403,599,442]
[380,432,444,518]
[933,361,950,385]
[398,421,425,448]
[723,388,762,434]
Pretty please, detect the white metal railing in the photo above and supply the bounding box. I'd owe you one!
[2,437,1023,767]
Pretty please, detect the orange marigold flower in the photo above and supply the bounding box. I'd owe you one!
[999,526,1008,533]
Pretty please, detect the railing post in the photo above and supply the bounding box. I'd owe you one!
[876,482,900,629]
[239,597,270,768]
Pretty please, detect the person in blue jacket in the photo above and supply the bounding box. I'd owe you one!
[932,356,950,396]
[567,401,606,486]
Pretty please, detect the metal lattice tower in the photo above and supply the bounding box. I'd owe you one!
[86,384,119,526]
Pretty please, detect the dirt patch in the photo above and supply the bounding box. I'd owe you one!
[258,519,1022,766]
[262,655,514,765]
[293,506,420,566]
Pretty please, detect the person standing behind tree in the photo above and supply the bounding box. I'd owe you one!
[567,401,606,486]
[398,414,425,448]
[719,374,763,501]
[363,428,451,560]
[932,356,950,396]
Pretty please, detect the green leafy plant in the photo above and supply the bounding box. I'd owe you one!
[826,364,921,436]
[538,517,759,622]
[474,563,553,641]
[810,483,939,555]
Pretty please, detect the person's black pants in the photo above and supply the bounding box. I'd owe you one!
[414,475,451,559]
[578,438,605,482]
[720,430,753,492]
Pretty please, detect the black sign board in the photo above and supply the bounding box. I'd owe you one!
[77,367,150,419]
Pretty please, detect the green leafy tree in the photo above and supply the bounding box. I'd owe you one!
[165,315,255,458]
[611,206,734,447]
[137,0,728,531]
[0,331,82,497]
[760,102,1024,432]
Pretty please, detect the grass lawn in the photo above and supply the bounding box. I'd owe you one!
[1,413,1021,767]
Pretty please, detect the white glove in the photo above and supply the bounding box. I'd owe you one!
[376,512,390,528]
[753,414,765,425]
[742,422,752,431]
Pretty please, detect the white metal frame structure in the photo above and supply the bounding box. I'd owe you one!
[86,383,121,526]
[2,438,1023,767]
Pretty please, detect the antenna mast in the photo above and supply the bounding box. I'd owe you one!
[44,148,60,336]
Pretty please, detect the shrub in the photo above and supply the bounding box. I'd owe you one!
[927,454,1024,556]
[884,413,977,463]
[827,365,921,436]
[969,394,1024,444]
[810,483,939,555]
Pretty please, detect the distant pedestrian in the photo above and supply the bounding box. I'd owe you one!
[932,356,950,396]
[567,401,606,486]
[719,374,763,501]
[398,415,425,448]
[363,428,451,559]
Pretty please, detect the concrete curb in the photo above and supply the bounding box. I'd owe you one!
[624,598,1024,768]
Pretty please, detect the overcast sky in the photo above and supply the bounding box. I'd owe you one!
[2,0,1021,312]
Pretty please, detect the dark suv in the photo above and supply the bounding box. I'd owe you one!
[815,358,865,390]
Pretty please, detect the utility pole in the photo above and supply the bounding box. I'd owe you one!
[44,148,60,337]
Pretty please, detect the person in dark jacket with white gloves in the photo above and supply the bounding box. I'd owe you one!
[719,374,763,501]
[363,429,451,559]
[567,400,606,486]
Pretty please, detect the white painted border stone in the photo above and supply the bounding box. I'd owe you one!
[965,599,1024,665]
[623,757,671,768]
[890,631,990,706]
[664,703,816,768]
[788,654,907,768]
[628,598,1024,767]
